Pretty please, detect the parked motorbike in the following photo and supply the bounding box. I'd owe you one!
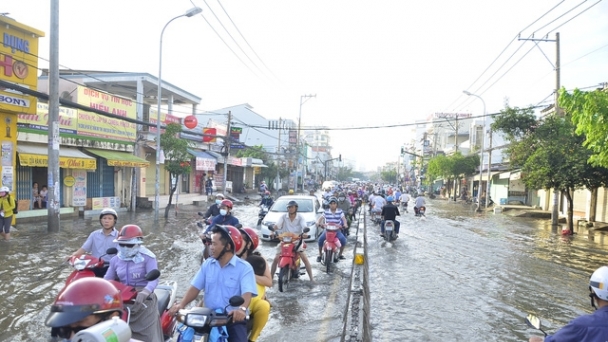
[269,226,310,292]
[383,220,396,242]
[414,206,426,217]
[320,223,342,273]
[400,201,409,213]
[175,296,246,341]
[257,205,269,226]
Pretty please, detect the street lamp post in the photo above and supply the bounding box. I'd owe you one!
[463,90,487,211]
[297,94,315,193]
[155,7,202,220]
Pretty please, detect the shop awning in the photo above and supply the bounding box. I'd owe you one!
[17,144,97,170]
[206,151,225,164]
[188,149,217,171]
[253,163,268,168]
[477,171,500,181]
[85,149,149,168]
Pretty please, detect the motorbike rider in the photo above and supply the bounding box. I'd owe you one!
[399,191,411,212]
[529,266,608,342]
[67,208,119,277]
[316,197,348,262]
[394,188,402,204]
[371,193,386,218]
[104,224,163,342]
[45,277,125,341]
[336,192,352,229]
[202,199,240,260]
[380,196,401,238]
[270,200,314,281]
[414,194,426,216]
[259,190,274,208]
[259,181,268,195]
[202,193,225,221]
[169,225,257,342]
[238,229,271,342]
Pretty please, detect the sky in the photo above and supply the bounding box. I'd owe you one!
[4,0,608,171]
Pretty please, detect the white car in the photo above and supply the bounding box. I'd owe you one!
[260,195,323,242]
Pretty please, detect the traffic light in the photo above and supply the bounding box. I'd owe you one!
[339,154,342,162]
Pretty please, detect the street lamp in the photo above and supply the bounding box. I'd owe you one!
[155,6,202,220]
[463,90,487,211]
[297,94,316,193]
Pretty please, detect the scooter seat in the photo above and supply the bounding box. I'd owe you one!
[154,288,171,316]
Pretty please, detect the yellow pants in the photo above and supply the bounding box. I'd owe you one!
[249,284,270,341]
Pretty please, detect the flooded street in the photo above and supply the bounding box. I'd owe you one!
[367,199,608,341]
[2,197,608,341]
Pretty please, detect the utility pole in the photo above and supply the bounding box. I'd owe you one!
[48,0,60,232]
[453,114,459,201]
[297,94,315,194]
[222,111,231,195]
[519,32,561,225]
[276,118,282,192]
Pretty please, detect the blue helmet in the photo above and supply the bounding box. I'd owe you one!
[386,196,394,202]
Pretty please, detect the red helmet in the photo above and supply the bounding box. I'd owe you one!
[45,277,123,327]
[264,190,270,195]
[114,224,144,244]
[240,227,259,250]
[213,225,243,252]
[220,199,233,209]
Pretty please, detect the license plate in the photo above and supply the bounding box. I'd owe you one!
[385,225,393,231]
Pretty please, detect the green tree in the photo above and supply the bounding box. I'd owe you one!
[335,166,353,181]
[560,88,608,167]
[381,169,397,183]
[235,145,275,188]
[161,123,193,218]
[492,105,597,229]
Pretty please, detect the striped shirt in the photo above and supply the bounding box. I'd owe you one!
[323,209,345,226]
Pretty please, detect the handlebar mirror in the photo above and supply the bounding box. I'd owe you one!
[145,269,161,281]
[268,226,275,231]
[303,227,310,233]
[198,211,205,216]
[106,247,118,255]
[235,224,243,229]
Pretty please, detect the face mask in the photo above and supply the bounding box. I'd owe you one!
[216,199,222,205]
[220,209,228,216]
[339,197,345,201]
[118,244,140,259]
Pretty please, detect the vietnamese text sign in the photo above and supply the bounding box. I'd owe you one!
[17,102,78,134]
[92,196,120,210]
[149,108,180,133]
[72,170,87,207]
[196,157,216,171]
[76,86,136,142]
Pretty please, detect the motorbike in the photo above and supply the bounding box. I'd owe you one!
[321,223,342,273]
[257,205,269,226]
[175,296,246,342]
[400,201,409,213]
[414,206,426,217]
[475,196,495,207]
[383,220,396,242]
[61,269,177,342]
[64,249,115,283]
[55,252,177,341]
[196,211,211,229]
[268,226,310,292]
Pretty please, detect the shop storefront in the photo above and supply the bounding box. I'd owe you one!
[84,149,149,210]
[16,144,96,210]
[188,149,217,194]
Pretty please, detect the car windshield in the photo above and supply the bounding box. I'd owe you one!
[270,199,313,212]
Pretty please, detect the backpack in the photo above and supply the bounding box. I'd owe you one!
[9,195,16,214]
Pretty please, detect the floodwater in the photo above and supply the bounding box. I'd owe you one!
[2,197,608,342]
[0,199,352,342]
[367,199,608,342]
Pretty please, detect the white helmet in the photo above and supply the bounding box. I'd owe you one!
[216,193,225,199]
[0,186,9,193]
[99,208,118,222]
[590,266,608,301]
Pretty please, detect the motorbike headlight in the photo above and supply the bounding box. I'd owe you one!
[282,236,293,243]
[184,313,208,327]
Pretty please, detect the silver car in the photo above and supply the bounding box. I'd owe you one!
[259,195,323,242]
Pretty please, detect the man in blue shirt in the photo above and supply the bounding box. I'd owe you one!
[529,266,608,342]
[170,225,257,342]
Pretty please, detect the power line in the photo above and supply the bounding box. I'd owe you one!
[189,0,260,77]
[443,0,567,112]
